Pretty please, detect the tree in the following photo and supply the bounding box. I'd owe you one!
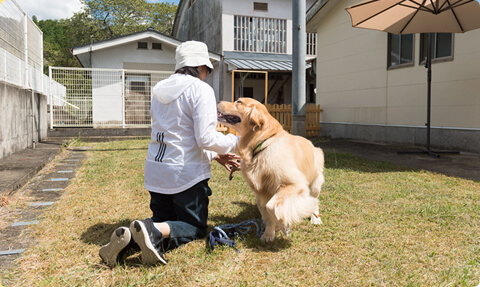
[37,0,177,70]
[36,18,80,72]
[78,0,177,41]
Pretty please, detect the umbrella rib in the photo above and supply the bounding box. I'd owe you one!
[355,1,409,26]
[444,0,465,31]
[439,0,475,11]
[400,0,427,33]
[403,0,435,12]
[348,0,381,9]
[429,0,439,13]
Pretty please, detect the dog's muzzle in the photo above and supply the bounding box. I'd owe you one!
[217,112,241,125]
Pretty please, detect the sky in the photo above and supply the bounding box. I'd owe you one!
[16,0,180,21]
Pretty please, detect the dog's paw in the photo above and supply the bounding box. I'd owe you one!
[260,231,275,242]
[310,213,323,225]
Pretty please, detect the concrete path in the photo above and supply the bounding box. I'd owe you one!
[0,142,87,270]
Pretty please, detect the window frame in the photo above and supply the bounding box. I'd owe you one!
[387,33,414,70]
[253,2,268,11]
[152,43,162,50]
[419,33,454,65]
[137,42,148,50]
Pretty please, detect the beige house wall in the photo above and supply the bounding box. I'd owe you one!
[313,0,480,130]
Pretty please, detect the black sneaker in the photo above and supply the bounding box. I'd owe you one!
[99,227,132,268]
[129,218,167,265]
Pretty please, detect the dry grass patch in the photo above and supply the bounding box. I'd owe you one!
[2,139,480,286]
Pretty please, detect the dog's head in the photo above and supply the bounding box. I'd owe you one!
[217,97,280,136]
[217,98,266,135]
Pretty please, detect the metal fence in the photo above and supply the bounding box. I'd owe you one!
[49,67,172,128]
[0,0,51,94]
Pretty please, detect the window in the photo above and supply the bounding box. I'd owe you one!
[306,33,317,56]
[254,2,268,11]
[234,15,287,53]
[152,43,162,50]
[388,33,414,68]
[137,42,148,49]
[420,33,453,63]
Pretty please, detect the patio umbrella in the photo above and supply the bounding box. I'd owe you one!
[345,0,480,157]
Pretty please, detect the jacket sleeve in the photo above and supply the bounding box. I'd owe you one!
[192,83,239,155]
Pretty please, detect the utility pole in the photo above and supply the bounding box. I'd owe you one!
[292,0,306,136]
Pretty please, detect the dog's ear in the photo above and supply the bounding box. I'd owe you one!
[248,106,265,132]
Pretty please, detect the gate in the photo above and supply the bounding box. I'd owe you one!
[49,67,172,128]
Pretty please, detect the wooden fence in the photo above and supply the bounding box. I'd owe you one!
[217,104,322,137]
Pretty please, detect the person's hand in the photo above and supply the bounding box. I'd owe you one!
[215,153,241,172]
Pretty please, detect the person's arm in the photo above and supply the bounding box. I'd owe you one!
[214,153,241,172]
[193,83,239,154]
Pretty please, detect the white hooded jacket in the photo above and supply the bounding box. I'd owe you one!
[144,73,239,194]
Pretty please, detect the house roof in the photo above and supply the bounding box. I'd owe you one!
[224,51,311,72]
[306,0,341,32]
[71,28,183,55]
[70,28,221,67]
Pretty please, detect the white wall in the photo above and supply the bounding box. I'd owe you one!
[91,41,177,70]
[315,0,480,129]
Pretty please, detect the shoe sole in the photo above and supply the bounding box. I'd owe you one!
[99,227,131,268]
[130,220,167,265]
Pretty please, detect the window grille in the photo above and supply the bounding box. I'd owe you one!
[306,33,317,56]
[234,15,286,54]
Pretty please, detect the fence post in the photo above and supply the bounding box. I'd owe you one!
[23,12,29,88]
[121,69,126,128]
[49,66,53,129]
[3,50,6,82]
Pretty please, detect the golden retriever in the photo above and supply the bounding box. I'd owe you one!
[217,98,324,242]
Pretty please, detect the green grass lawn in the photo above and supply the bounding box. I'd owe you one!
[2,139,480,286]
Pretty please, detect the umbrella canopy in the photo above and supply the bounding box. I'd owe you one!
[346,0,480,34]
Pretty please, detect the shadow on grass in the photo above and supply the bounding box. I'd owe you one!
[208,201,292,252]
[81,218,134,246]
[325,151,416,174]
[71,147,148,152]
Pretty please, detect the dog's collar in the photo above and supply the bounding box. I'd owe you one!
[252,134,276,158]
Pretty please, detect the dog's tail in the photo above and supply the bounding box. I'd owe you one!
[269,190,319,226]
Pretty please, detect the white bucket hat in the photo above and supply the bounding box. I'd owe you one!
[175,41,214,71]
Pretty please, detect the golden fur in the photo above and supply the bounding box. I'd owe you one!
[217,98,325,242]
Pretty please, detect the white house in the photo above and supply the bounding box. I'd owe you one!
[306,0,480,153]
[70,28,220,127]
[172,0,317,105]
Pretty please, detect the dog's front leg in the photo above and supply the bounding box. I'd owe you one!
[256,200,276,242]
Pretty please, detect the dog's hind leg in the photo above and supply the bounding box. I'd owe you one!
[309,148,325,225]
[266,184,318,231]
[309,173,324,225]
[310,209,323,225]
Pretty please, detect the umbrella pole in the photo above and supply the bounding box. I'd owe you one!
[426,32,432,153]
[399,33,459,158]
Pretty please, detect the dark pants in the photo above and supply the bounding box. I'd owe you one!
[149,179,212,251]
